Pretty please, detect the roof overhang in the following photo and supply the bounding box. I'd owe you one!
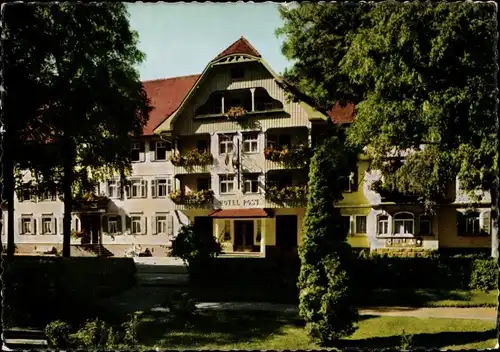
[208,208,273,218]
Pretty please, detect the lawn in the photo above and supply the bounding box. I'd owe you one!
[359,288,497,308]
[134,310,496,350]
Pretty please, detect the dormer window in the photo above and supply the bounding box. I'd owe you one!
[230,67,245,79]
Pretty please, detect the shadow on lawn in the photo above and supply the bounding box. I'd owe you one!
[137,310,304,347]
[357,288,474,307]
[339,328,496,349]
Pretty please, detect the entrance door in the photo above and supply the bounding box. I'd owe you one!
[81,215,101,244]
[276,215,298,251]
[234,220,255,252]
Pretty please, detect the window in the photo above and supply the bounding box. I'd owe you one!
[243,174,259,193]
[156,141,168,160]
[197,178,210,191]
[127,179,147,198]
[108,216,120,234]
[393,212,414,235]
[153,178,173,198]
[131,143,141,162]
[21,217,34,235]
[466,212,481,235]
[22,189,31,202]
[42,217,55,234]
[155,215,167,234]
[107,180,120,199]
[355,215,367,234]
[131,216,143,235]
[223,220,231,241]
[220,175,235,194]
[377,215,389,235]
[243,133,258,153]
[40,189,57,201]
[340,216,351,234]
[419,215,432,235]
[197,139,209,152]
[230,67,245,79]
[219,135,234,154]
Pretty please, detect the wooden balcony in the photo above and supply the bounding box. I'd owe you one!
[170,150,214,175]
[169,189,215,210]
[264,185,308,208]
[264,145,312,171]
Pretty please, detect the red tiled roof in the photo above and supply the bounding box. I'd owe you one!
[141,74,200,135]
[208,208,272,218]
[328,102,355,124]
[214,36,261,60]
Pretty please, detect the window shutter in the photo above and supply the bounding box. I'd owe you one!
[102,216,108,234]
[350,218,355,235]
[117,181,122,199]
[18,219,23,235]
[126,215,131,232]
[456,211,466,235]
[150,141,156,161]
[16,190,23,202]
[482,211,491,234]
[53,217,57,235]
[151,216,157,235]
[125,185,130,199]
[139,142,145,162]
[59,217,64,235]
[350,168,359,192]
[151,180,157,198]
[142,216,147,235]
[141,180,147,198]
[33,218,37,235]
[167,214,174,237]
[117,216,123,233]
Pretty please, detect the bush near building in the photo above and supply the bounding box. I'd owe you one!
[2,256,136,328]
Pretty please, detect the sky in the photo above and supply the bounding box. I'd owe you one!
[126,3,291,81]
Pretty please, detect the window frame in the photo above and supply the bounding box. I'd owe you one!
[131,142,142,162]
[108,216,120,234]
[155,215,168,235]
[243,174,259,194]
[242,133,259,153]
[157,178,173,198]
[21,217,34,235]
[41,216,55,235]
[355,215,367,234]
[128,179,147,199]
[220,174,235,194]
[131,216,143,235]
[419,214,432,235]
[155,141,168,161]
[465,212,481,235]
[393,212,415,236]
[107,180,120,199]
[219,135,234,155]
[377,215,389,236]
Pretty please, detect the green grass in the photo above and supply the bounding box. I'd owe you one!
[359,288,497,308]
[134,310,496,350]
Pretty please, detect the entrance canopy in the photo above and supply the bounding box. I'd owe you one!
[208,208,273,218]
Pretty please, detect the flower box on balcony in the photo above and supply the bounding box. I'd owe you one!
[226,106,247,119]
[170,149,213,167]
[168,189,214,207]
[264,145,312,168]
[265,185,308,205]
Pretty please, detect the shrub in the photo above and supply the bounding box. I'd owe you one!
[298,129,358,346]
[470,258,498,291]
[45,320,73,349]
[71,318,112,348]
[171,223,221,275]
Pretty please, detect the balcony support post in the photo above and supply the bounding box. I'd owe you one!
[250,88,255,112]
[221,96,225,114]
[308,128,312,148]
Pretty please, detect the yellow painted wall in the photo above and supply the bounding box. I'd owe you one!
[347,236,370,248]
[339,159,371,207]
[438,206,491,248]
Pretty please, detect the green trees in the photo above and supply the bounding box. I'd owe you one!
[298,126,358,345]
[3,3,151,256]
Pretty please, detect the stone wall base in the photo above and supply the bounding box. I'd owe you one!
[12,243,172,257]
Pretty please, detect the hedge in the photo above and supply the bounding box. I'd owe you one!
[2,256,136,328]
[189,254,498,303]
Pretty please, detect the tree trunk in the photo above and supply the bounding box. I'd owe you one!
[491,186,500,347]
[62,139,75,257]
[3,132,16,256]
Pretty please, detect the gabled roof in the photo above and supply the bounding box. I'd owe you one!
[141,74,200,135]
[213,36,261,60]
[140,37,355,136]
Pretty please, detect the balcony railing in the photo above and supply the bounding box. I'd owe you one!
[265,184,308,206]
[171,149,213,174]
[168,189,214,209]
[264,144,312,170]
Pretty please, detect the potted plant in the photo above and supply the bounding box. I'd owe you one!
[226,106,247,119]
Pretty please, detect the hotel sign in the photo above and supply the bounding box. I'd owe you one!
[385,237,423,248]
[220,198,260,208]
